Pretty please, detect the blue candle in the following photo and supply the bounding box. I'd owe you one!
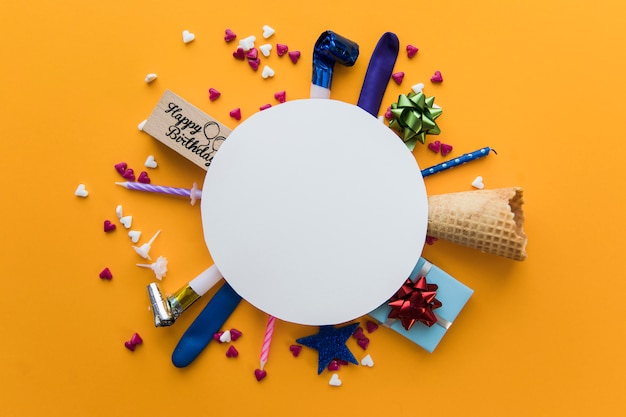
[421,147,496,177]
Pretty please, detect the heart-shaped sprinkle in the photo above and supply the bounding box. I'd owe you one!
[130,333,143,345]
[259,104,272,111]
[288,51,301,64]
[116,205,123,219]
[114,162,127,174]
[365,320,379,333]
[352,327,365,340]
[360,354,374,367]
[336,359,349,366]
[440,143,453,156]
[145,73,157,83]
[289,344,302,357]
[230,328,243,341]
[392,71,405,84]
[262,25,275,39]
[385,106,392,120]
[425,235,439,245]
[213,332,223,342]
[471,176,485,189]
[74,184,88,197]
[128,230,141,243]
[226,345,239,358]
[274,90,286,103]
[138,120,147,131]
[224,28,237,42]
[411,82,425,94]
[327,360,340,371]
[430,70,444,83]
[428,140,441,153]
[406,44,419,58]
[144,155,157,168]
[233,47,245,60]
[104,220,116,232]
[276,43,288,56]
[357,337,370,350]
[137,171,150,184]
[259,43,272,57]
[122,169,135,181]
[329,374,342,387]
[248,57,261,71]
[124,341,136,351]
[239,35,256,51]
[208,88,221,101]
[120,215,132,229]
[219,329,232,343]
[246,47,258,60]
[99,267,113,280]
[261,65,275,79]
[254,369,267,382]
[182,30,195,44]
[229,108,242,120]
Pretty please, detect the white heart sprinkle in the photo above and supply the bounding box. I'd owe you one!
[259,43,272,57]
[182,30,195,44]
[144,155,158,169]
[471,176,485,189]
[120,215,133,229]
[239,35,256,51]
[128,230,142,243]
[145,73,157,83]
[138,119,147,131]
[262,25,275,39]
[360,354,374,367]
[411,82,425,94]
[261,65,275,79]
[74,184,88,197]
[329,373,342,387]
[219,330,232,343]
[115,205,123,219]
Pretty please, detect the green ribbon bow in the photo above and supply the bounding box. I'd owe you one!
[388,91,443,151]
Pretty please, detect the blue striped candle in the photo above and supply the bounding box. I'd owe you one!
[421,147,496,177]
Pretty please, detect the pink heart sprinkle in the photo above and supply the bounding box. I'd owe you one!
[212,331,223,342]
[392,72,405,85]
[366,320,379,333]
[230,328,242,341]
[357,337,370,350]
[440,143,453,156]
[430,70,444,83]
[259,104,271,111]
[248,57,261,71]
[99,267,113,280]
[225,345,239,358]
[327,360,340,371]
[276,44,289,56]
[209,88,221,101]
[246,47,258,60]
[103,220,116,232]
[122,168,135,181]
[406,44,419,58]
[137,171,150,184]
[224,28,237,42]
[124,341,136,351]
[385,106,392,120]
[352,327,365,340]
[114,162,127,174]
[289,344,302,357]
[130,333,143,345]
[288,51,300,64]
[233,47,245,60]
[254,369,267,382]
[428,140,441,153]
[425,235,439,245]
[336,359,349,366]
[274,91,286,103]
[229,108,241,120]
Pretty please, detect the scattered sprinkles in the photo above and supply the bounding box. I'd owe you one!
[428,140,441,153]
[357,337,370,350]
[440,143,453,156]
[219,329,232,343]
[124,332,143,351]
[114,162,127,175]
[289,344,302,357]
[288,51,301,64]
[406,44,419,58]
[430,70,444,83]
[120,215,132,229]
[276,44,289,56]
[208,88,221,101]
[246,48,258,60]
[99,267,113,280]
[274,90,286,103]
[365,320,379,333]
[226,345,239,358]
[103,220,116,232]
[224,28,237,42]
[239,35,256,51]
[392,71,405,84]
[360,354,374,367]
[248,57,261,71]
[425,235,438,245]
[144,155,157,168]
[137,171,150,184]
[327,360,340,371]
[74,184,88,197]
[254,368,267,382]
[144,73,157,83]
[259,104,272,111]
[411,82,425,94]
[230,328,243,341]
[122,168,135,181]
[182,30,195,44]
[472,176,485,189]
[329,373,342,387]
[229,108,242,120]
[259,44,272,57]
[262,25,275,39]
[233,47,245,60]
[128,230,141,243]
[261,65,275,79]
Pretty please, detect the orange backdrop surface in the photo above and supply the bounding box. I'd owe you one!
[1,0,625,416]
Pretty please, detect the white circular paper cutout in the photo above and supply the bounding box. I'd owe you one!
[201,99,428,325]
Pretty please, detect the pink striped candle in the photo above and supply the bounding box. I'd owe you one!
[260,315,276,370]
[116,181,203,205]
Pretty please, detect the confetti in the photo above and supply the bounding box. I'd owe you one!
[233,47,245,60]
[440,143,453,156]
[274,91,286,103]
[213,332,223,342]
[360,354,374,367]
[99,267,113,280]
[365,321,379,333]
[226,345,239,358]
[327,360,340,371]
[472,176,485,189]
[239,35,256,51]
[103,220,116,232]
[128,230,141,243]
[182,30,195,44]
[119,215,132,229]
[144,73,157,83]
[428,140,441,153]
[352,327,365,340]
[144,155,157,168]
[392,71,405,84]
[289,344,302,357]
[248,57,261,71]
[288,51,301,64]
[246,47,258,60]
[224,28,237,42]
[124,332,143,351]
[329,374,342,387]
[208,88,221,101]
[406,44,419,58]
[262,25,275,39]
[137,171,150,184]
[430,70,444,83]
[261,65,275,79]
[230,328,243,341]
[137,120,147,131]
[229,108,242,120]
[259,43,272,57]
[276,44,288,56]
[259,104,272,111]
[114,162,127,175]
[384,106,392,120]
[411,82,425,94]
[254,368,267,381]
[115,205,123,219]
[74,184,88,197]
[357,337,370,350]
[122,169,135,181]
[219,329,232,343]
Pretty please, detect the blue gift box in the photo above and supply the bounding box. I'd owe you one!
[368,257,473,353]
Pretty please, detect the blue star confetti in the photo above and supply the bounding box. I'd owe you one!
[296,322,360,374]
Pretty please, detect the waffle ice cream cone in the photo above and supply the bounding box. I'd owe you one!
[427,187,528,261]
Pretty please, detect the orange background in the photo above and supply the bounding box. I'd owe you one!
[1,0,625,415]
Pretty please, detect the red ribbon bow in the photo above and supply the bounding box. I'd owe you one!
[387,276,442,331]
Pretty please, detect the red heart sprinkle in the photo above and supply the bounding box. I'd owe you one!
[430,70,444,83]
[99,267,113,280]
[224,28,237,42]
[124,341,136,351]
[406,44,419,58]
[248,57,261,71]
[327,360,340,371]
[440,143,453,156]
[122,168,135,181]
[130,333,143,345]
[425,235,439,245]
[230,328,242,341]
[103,220,116,232]
[246,48,258,60]
[229,108,241,120]
[336,359,349,366]
[114,162,127,174]
[225,345,239,358]
[357,337,370,350]
[259,104,271,111]
[213,332,223,342]
[428,140,441,153]
[137,171,150,184]
[366,320,379,333]
[209,88,221,101]
[392,72,405,85]
[274,91,286,103]
[276,44,289,56]
[289,344,302,357]
[352,327,365,340]
[233,47,245,60]
[254,369,267,382]
[385,106,392,119]
[288,51,301,64]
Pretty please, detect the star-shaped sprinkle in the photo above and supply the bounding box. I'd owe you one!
[296,323,360,374]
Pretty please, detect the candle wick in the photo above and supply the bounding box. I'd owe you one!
[490,148,498,155]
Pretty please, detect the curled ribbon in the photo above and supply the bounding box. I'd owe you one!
[387,275,442,331]
[388,92,442,151]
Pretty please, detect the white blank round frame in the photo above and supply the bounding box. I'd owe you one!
[201,99,428,325]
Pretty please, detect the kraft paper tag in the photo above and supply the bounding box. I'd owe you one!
[142,90,232,170]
